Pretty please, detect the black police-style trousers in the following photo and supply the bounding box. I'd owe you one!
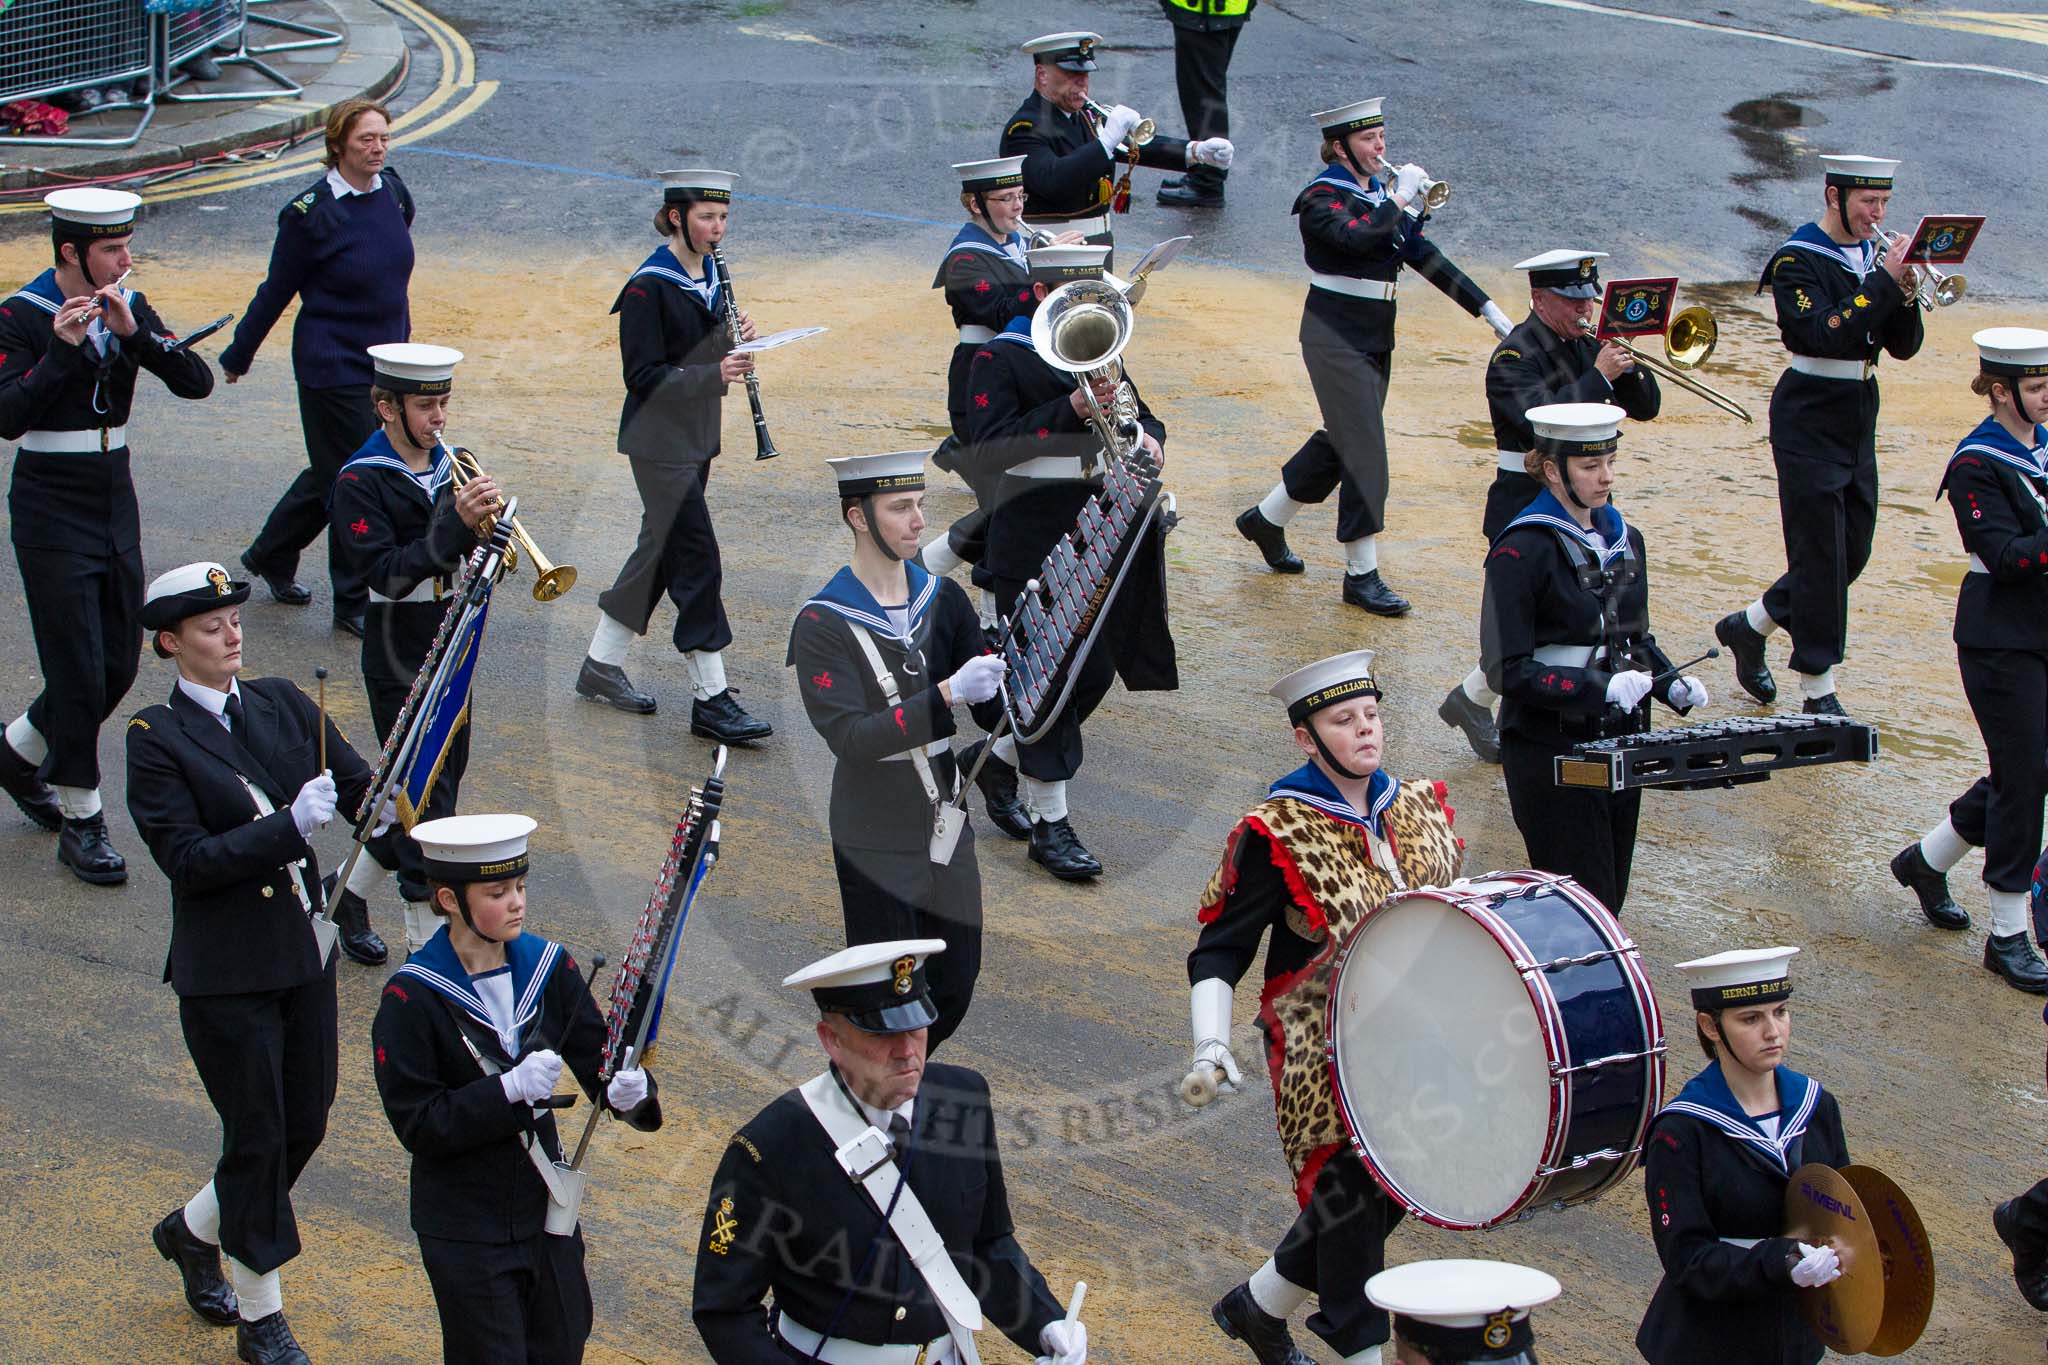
[14,540,142,789]
[418,1228,593,1365]
[1946,647,2048,892]
[992,575,1119,784]
[832,838,983,1050]
[1272,1148,1406,1357]
[363,605,470,891]
[596,456,734,657]
[1171,21,1240,193]
[1501,732,1642,914]
[1279,343,1392,544]
[1760,387,1880,676]
[177,959,337,1275]
[246,383,375,616]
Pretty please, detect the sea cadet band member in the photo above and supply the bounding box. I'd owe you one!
[692,939,1083,1365]
[1994,1006,2048,1314]
[0,188,213,884]
[1364,1259,1561,1365]
[1481,403,1705,915]
[960,242,1178,882]
[1234,99,1509,616]
[1438,250,1662,764]
[1889,327,2048,994]
[329,343,495,956]
[1636,948,1849,1365]
[573,169,771,743]
[1192,650,1461,1365]
[372,813,660,1365]
[1000,31,1231,248]
[127,561,374,1365]
[1713,154,1924,717]
[788,451,1007,1048]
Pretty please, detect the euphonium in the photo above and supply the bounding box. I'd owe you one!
[447,444,577,601]
[1029,279,1145,468]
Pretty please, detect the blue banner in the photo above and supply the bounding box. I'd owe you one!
[394,591,491,828]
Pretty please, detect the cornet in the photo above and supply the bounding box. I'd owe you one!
[447,444,577,602]
[1372,154,1450,211]
[1083,96,1155,148]
[1877,228,1967,308]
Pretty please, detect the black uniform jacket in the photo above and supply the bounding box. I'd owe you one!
[693,1062,1062,1362]
[1483,493,1683,748]
[0,270,213,552]
[788,565,984,853]
[1294,164,1488,354]
[999,90,1189,222]
[371,929,661,1244]
[330,433,477,670]
[1636,1063,1848,1365]
[1487,314,1661,451]
[614,244,734,463]
[127,676,372,996]
[1759,224,1923,453]
[1939,415,2048,652]
[934,223,1033,436]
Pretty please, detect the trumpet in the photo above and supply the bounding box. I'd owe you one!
[1877,228,1967,309]
[1372,154,1450,211]
[1580,307,1753,424]
[1083,96,1155,148]
[447,444,577,601]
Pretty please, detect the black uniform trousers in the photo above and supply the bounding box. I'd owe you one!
[595,457,733,656]
[246,383,375,617]
[1501,732,1641,914]
[418,1227,593,1365]
[1171,23,1240,193]
[1947,647,2048,892]
[13,537,142,790]
[177,956,338,1274]
[1279,343,1392,544]
[1759,378,1880,676]
[363,605,470,889]
[833,838,983,1050]
[992,575,1119,783]
[1271,1148,1405,1356]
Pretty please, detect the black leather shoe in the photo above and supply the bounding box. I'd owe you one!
[0,738,61,831]
[1342,570,1411,616]
[1234,507,1303,574]
[331,613,364,640]
[1890,843,1968,930]
[181,52,224,83]
[1159,174,1186,190]
[1802,693,1847,717]
[1029,817,1102,881]
[1211,1283,1315,1365]
[961,739,1031,840]
[1157,181,1225,208]
[1985,932,2048,994]
[324,878,387,965]
[575,657,657,714]
[151,1207,238,1326]
[59,813,126,884]
[236,1310,311,1364]
[691,689,772,744]
[1438,686,1501,764]
[240,551,311,607]
[1994,1199,2048,1310]
[1714,610,1777,704]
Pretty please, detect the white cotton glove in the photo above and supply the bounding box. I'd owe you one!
[1669,677,1710,710]
[290,771,338,836]
[1190,977,1243,1094]
[606,1046,649,1111]
[500,1049,564,1106]
[1096,104,1142,154]
[368,792,399,838]
[945,653,1007,705]
[1480,300,1513,339]
[1791,1241,1842,1288]
[1392,162,1427,203]
[1038,1320,1087,1365]
[1605,670,1655,711]
[1186,136,1234,170]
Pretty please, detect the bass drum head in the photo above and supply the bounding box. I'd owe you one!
[1330,891,1551,1227]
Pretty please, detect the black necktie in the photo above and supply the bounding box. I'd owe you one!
[223,693,244,739]
[888,1113,912,1165]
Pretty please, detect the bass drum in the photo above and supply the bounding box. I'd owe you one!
[1326,870,1665,1229]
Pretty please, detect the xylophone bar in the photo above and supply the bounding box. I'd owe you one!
[1554,714,1880,792]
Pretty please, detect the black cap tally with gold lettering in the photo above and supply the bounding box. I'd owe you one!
[1366,1259,1560,1363]
[1527,402,1625,459]
[1027,243,1110,284]
[660,168,737,206]
[953,156,1026,194]
[1676,945,1798,1012]
[785,938,948,1035]
[828,450,927,498]
[412,813,537,884]
[1271,649,1381,726]
[46,187,140,239]
[1974,327,2048,380]
[1820,154,1898,193]
[368,342,462,395]
[1313,98,1385,139]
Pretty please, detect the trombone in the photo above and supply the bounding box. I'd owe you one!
[1372,154,1450,211]
[447,444,578,601]
[1580,307,1753,424]
[1083,96,1155,148]
[1877,228,1967,309]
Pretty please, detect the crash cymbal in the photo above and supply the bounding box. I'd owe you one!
[1784,1162,1883,1354]
[1841,1164,1935,1356]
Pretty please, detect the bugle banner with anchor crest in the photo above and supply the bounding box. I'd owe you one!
[547,748,728,1233]
[1590,277,1753,423]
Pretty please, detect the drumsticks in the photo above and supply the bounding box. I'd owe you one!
[314,666,328,772]
[1065,1281,1087,1328]
[1180,1061,1223,1109]
[1651,647,1720,687]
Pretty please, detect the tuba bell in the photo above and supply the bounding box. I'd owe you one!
[1029,279,1144,467]
[447,444,577,602]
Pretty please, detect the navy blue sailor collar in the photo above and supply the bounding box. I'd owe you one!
[946,221,1028,266]
[16,268,134,358]
[1946,412,2048,485]
[625,243,721,313]
[1771,221,1878,282]
[803,562,938,646]
[1269,759,1398,837]
[1660,1060,1822,1175]
[395,923,561,1055]
[1498,487,1631,568]
[339,428,454,503]
[991,314,1036,347]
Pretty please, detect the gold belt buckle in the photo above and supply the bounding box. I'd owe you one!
[100,426,110,454]
[914,1346,929,1365]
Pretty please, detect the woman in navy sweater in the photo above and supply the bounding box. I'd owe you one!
[222,98,415,638]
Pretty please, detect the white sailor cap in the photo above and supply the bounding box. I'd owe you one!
[1367,1259,1560,1360]
[1027,243,1111,283]
[1526,402,1625,456]
[953,156,1027,193]
[140,561,249,652]
[46,187,141,236]
[1313,98,1385,138]
[829,450,927,497]
[1819,154,1898,190]
[1675,945,1798,1012]
[785,938,948,1034]
[1513,249,1609,300]
[411,813,538,884]
[1270,649,1380,725]
[368,342,463,395]
[1974,327,2048,379]
[1022,31,1101,71]
[659,169,738,204]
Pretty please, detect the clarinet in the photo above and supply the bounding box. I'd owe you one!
[709,246,779,460]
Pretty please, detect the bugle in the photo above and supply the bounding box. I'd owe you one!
[709,245,780,459]
[1877,227,1966,308]
[1580,308,1754,424]
[1083,96,1154,148]
[447,444,577,601]
[1371,153,1449,211]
